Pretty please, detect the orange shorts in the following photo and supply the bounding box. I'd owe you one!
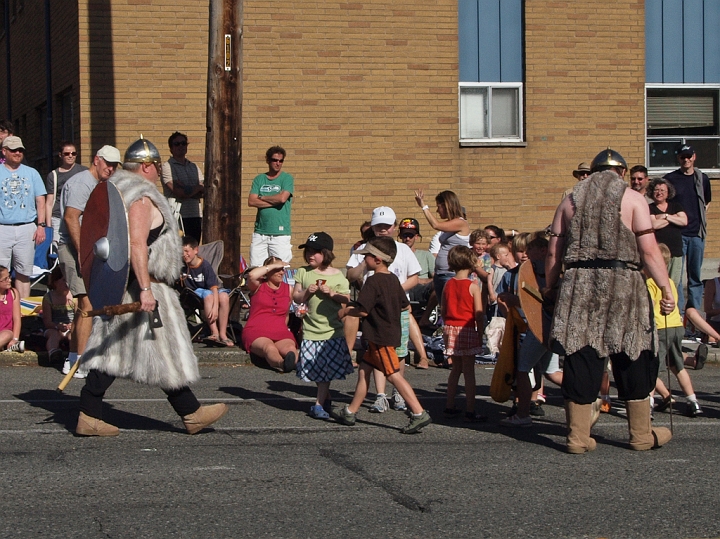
[363,343,400,376]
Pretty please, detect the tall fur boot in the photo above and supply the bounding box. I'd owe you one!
[626,397,672,450]
[565,400,597,454]
[183,403,229,435]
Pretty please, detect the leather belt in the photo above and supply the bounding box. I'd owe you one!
[565,259,641,271]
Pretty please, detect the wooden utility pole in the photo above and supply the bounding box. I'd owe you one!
[203,0,243,276]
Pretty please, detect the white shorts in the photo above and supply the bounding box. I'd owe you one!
[249,233,292,267]
[0,223,37,276]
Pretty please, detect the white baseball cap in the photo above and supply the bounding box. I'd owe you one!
[96,145,122,164]
[370,206,396,226]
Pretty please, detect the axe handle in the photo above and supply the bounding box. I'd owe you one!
[81,302,143,318]
[56,359,80,392]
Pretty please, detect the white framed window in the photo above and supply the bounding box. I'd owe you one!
[646,84,720,171]
[459,82,523,146]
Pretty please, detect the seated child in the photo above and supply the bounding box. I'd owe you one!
[334,236,432,434]
[649,243,703,417]
[181,236,234,346]
[42,267,76,364]
[0,265,24,353]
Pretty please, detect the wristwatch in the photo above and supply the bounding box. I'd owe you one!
[37,222,47,227]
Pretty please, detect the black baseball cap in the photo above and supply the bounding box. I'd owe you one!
[298,232,333,251]
[678,145,695,157]
[398,217,420,236]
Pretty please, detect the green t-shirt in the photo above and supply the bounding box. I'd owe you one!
[295,267,349,341]
[250,171,293,235]
[413,249,435,279]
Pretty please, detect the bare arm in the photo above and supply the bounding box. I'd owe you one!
[248,191,291,208]
[34,196,46,245]
[11,289,21,341]
[545,195,572,291]
[64,207,83,253]
[127,198,157,312]
[402,274,419,292]
[45,194,55,230]
[246,261,287,293]
[346,260,367,284]
[624,191,674,313]
[471,281,484,330]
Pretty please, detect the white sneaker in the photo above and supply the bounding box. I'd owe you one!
[391,389,407,411]
[369,393,389,413]
[73,367,89,379]
[62,359,71,375]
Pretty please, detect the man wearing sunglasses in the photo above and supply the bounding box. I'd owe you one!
[162,132,205,242]
[663,145,711,312]
[248,145,294,267]
[45,142,88,246]
[0,136,47,299]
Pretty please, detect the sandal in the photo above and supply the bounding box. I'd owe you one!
[221,339,235,347]
[202,335,222,346]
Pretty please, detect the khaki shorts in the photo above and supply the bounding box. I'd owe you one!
[57,243,86,296]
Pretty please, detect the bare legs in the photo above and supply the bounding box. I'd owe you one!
[249,337,297,371]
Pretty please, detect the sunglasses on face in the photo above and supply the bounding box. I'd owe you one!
[5,148,24,153]
[172,141,188,147]
[270,158,284,163]
[400,233,416,239]
[62,151,77,156]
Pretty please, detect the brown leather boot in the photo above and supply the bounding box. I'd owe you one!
[182,403,229,434]
[565,400,597,454]
[626,397,671,450]
[76,411,119,437]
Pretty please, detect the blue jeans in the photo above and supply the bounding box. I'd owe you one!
[681,235,705,310]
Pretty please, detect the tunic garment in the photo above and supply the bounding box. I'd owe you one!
[550,170,655,360]
[81,171,200,390]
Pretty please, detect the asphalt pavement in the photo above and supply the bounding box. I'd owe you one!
[1,361,719,538]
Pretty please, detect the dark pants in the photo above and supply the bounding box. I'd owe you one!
[182,217,202,244]
[80,370,201,420]
[562,346,659,404]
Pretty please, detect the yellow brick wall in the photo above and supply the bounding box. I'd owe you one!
[0,1,81,175]
[6,1,718,264]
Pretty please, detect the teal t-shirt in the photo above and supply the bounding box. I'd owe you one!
[250,171,293,235]
[414,249,435,279]
[295,267,349,341]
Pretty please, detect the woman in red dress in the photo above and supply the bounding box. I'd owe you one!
[242,257,298,372]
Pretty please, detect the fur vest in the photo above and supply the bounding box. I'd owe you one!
[549,170,655,360]
[81,171,200,389]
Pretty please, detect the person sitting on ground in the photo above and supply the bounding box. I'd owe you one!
[649,243,703,417]
[242,257,298,373]
[42,266,76,366]
[181,236,234,346]
[334,236,432,434]
[0,265,23,353]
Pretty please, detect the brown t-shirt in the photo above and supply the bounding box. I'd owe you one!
[356,272,410,347]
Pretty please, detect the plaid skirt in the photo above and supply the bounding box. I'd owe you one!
[297,337,353,383]
[443,324,483,357]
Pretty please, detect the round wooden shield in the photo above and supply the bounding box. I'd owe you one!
[80,181,130,310]
[518,260,547,345]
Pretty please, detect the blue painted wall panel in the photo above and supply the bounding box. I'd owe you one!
[478,0,501,82]
[646,0,664,82]
[459,0,480,82]
[683,0,704,82]
[662,0,684,82]
[499,0,522,82]
[704,1,720,82]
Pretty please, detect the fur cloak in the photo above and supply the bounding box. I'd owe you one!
[81,170,200,389]
[549,170,656,360]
